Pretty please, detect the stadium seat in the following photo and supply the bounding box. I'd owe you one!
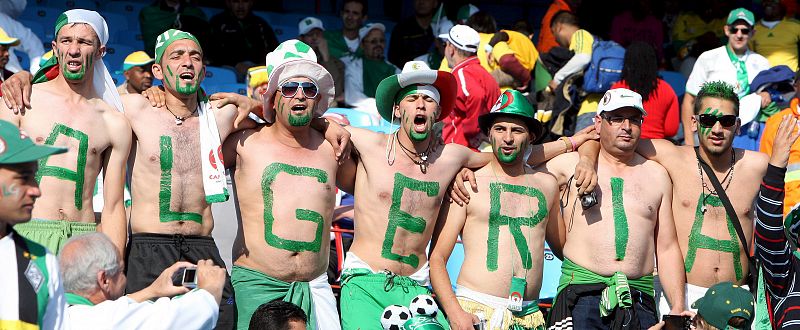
[102,12,132,32]
[659,70,687,98]
[204,66,238,85]
[14,50,30,72]
[102,1,147,16]
[20,6,62,33]
[252,10,275,25]
[17,19,47,42]
[110,72,125,86]
[325,108,375,128]
[203,83,247,96]
[110,29,144,48]
[104,43,135,72]
[47,0,99,11]
[540,242,562,300]
[199,6,223,20]
[445,241,465,290]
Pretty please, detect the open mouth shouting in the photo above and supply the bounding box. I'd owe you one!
[413,114,428,133]
[65,59,83,72]
[290,103,308,115]
[178,71,195,83]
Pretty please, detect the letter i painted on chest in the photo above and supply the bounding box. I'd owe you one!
[159,136,202,223]
[610,177,629,261]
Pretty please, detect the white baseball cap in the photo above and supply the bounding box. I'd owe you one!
[359,23,385,41]
[439,24,479,53]
[597,88,647,116]
[298,17,325,35]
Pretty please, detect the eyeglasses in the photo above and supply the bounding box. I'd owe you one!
[279,81,318,99]
[601,114,643,126]
[728,27,751,35]
[696,114,738,128]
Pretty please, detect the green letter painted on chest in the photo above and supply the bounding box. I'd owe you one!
[159,136,202,223]
[684,193,743,280]
[382,172,439,268]
[35,123,88,210]
[610,177,630,261]
[486,182,547,271]
[262,162,328,253]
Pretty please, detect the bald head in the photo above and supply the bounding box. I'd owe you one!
[59,232,123,296]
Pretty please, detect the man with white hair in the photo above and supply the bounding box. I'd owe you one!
[60,232,226,329]
[0,9,132,254]
[341,22,399,116]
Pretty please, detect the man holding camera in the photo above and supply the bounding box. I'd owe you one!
[541,88,686,328]
[59,232,226,329]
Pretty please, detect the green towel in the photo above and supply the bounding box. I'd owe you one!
[556,259,654,318]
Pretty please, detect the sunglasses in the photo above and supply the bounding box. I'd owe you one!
[279,81,318,99]
[601,114,643,126]
[696,114,738,128]
[728,27,751,35]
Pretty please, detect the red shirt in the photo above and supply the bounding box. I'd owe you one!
[442,57,501,150]
[611,79,679,139]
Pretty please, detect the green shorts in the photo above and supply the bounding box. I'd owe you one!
[14,219,96,254]
[339,269,450,330]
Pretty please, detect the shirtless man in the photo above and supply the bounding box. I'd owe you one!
[223,40,343,330]
[430,90,560,330]
[0,10,131,254]
[630,81,769,315]
[335,66,596,329]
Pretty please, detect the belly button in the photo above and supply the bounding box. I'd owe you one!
[36,137,44,143]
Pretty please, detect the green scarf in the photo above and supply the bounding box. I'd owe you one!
[231,266,315,328]
[65,293,95,306]
[556,259,654,318]
[758,102,781,122]
[725,44,750,97]
[362,57,398,98]
[323,30,362,59]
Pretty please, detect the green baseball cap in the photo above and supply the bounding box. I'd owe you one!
[478,89,543,139]
[691,282,754,330]
[0,120,67,164]
[403,315,446,330]
[727,8,755,26]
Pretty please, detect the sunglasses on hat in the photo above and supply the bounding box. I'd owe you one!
[279,81,319,99]
[696,114,738,128]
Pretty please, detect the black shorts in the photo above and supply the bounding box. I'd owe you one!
[125,233,236,330]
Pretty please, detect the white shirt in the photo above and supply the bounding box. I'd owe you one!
[0,12,43,73]
[0,232,67,330]
[344,36,359,53]
[65,289,219,330]
[685,45,770,96]
[341,55,399,119]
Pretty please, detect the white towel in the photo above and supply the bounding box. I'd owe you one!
[198,100,228,203]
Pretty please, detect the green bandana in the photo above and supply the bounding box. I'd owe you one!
[154,29,202,64]
[556,259,654,318]
[725,44,750,97]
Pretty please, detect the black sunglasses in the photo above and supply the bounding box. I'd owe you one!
[696,114,738,128]
[279,81,319,99]
[728,27,751,35]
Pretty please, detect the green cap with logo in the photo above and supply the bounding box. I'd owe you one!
[691,281,754,329]
[478,89,543,139]
[0,120,67,164]
[727,8,755,26]
[403,315,446,330]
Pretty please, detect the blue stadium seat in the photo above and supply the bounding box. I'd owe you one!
[20,6,62,32]
[102,12,132,32]
[199,6,223,20]
[47,0,98,10]
[253,11,275,25]
[318,14,341,31]
[110,72,125,86]
[110,29,144,48]
[17,19,47,42]
[204,66,238,85]
[102,1,147,16]
[104,43,135,73]
[203,83,247,96]
[325,108,375,128]
[445,241,465,290]
[540,242,562,300]
[659,70,687,98]
[14,50,30,72]
[270,13,306,41]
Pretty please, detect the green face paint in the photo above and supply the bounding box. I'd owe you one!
[36,123,88,210]
[610,177,629,261]
[59,51,90,81]
[164,66,200,95]
[402,110,433,142]
[486,182,547,271]
[382,173,439,268]
[159,136,202,223]
[1,183,19,197]
[491,136,522,164]
[288,112,311,126]
[698,107,721,136]
[684,193,743,280]
[261,163,327,252]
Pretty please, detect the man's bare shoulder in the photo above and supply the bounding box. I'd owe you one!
[545,151,580,169]
[526,167,559,187]
[209,99,236,112]
[636,156,671,184]
[120,93,151,114]
[739,148,769,175]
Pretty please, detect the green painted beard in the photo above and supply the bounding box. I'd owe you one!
[60,53,90,81]
[491,137,523,163]
[288,112,311,126]
[163,66,200,95]
[402,110,434,142]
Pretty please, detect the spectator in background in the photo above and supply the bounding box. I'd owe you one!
[611,42,679,139]
[0,120,67,330]
[670,0,727,73]
[249,300,308,330]
[0,26,20,93]
[486,29,538,91]
[609,0,664,61]
[0,12,44,73]
[759,70,800,215]
[342,23,399,116]
[456,4,479,25]
[687,282,754,330]
[388,0,439,68]
[751,0,800,71]
[682,8,770,146]
[116,51,154,95]
[60,232,226,329]
[209,0,278,80]
[440,24,500,150]
[0,0,25,18]
[139,0,210,58]
[548,11,592,92]
[324,0,367,59]
[413,19,451,71]
[438,11,497,73]
[298,17,345,106]
[245,65,268,101]
[537,0,580,54]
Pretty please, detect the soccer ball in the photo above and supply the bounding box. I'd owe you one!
[409,294,439,317]
[381,305,412,330]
